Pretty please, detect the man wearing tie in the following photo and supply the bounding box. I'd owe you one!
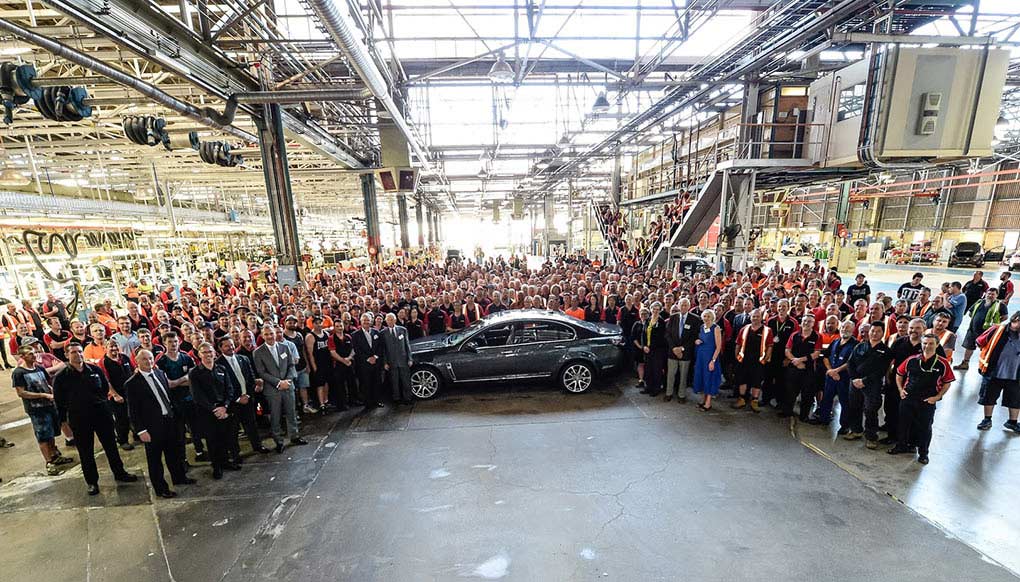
[126,350,194,498]
[381,312,414,405]
[216,336,270,461]
[665,298,699,402]
[352,313,384,410]
[253,325,306,453]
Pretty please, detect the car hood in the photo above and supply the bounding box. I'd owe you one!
[411,334,449,354]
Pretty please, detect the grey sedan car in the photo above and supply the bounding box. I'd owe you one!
[408,309,625,399]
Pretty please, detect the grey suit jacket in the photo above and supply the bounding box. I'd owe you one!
[380,325,413,369]
[253,342,297,388]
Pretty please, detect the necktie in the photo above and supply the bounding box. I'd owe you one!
[270,344,280,367]
[228,356,246,394]
[146,372,173,417]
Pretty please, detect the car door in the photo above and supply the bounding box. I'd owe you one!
[508,320,578,376]
[446,323,515,381]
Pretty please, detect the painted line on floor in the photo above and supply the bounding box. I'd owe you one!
[0,417,31,431]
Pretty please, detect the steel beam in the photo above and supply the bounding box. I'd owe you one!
[43,0,366,169]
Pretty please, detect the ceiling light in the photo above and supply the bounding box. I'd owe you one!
[994,115,1010,141]
[488,52,515,84]
[477,167,489,179]
[558,134,571,147]
[592,92,611,114]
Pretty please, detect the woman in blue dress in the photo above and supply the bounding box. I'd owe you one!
[693,309,724,411]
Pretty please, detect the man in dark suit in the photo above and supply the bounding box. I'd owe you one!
[215,336,269,461]
[381,312,414,404]
[126,349,194,498]
[665,298,700,402]
[352,313,384,409]
[188,342,236,479]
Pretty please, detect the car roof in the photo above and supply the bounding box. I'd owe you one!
[483,308,584,326]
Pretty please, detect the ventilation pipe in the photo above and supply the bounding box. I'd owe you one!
[303,0,434,173]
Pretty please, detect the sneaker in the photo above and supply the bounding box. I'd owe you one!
[120,443,135,451]
[842,431,863,441]
[53,455,75,465]
[1004,420,1020,433]
[749,400,761,413]
[977,418,993,431]
[865,439,879,450]
[731,397,747,410]
[635,380,645,389]
[302,404,319,414]
[46,462,62,476]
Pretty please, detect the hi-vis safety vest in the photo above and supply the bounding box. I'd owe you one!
[978,323,1007,374]
[736,325,773,364]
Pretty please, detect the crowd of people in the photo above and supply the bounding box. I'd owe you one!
[1,254,1018,495]
[598,190,694,267]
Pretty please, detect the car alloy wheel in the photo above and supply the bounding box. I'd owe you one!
[410,369,440,399]
[561,362,593,393]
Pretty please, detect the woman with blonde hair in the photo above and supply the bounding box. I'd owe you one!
[694,308,723,411]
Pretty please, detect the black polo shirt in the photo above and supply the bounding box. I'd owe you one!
[848,340,893,384]
[890,337,945,368]
[896,354,954,400]
[767,316,799,364]
[52,363,110,424]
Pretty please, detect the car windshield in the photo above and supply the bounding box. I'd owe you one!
[445,320,485,345]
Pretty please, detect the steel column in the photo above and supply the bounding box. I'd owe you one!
[256,103,302,280]
[361,173,382,263]
[397,193,411,250]
[415,197,425,247]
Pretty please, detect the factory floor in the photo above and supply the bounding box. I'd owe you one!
[1,366,1017,581]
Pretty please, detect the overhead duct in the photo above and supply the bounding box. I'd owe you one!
[303,0,434,174]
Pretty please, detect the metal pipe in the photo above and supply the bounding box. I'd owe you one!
[304,0,435,173]
[0,18,257,142]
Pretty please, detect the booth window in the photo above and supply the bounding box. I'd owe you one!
[837,84,866,121]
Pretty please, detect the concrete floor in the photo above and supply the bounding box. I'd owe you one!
[0,375,1017,582]
[1,262,1019,581]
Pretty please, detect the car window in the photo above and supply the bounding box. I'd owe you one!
[512,321,576,344]
[475,324,512,347]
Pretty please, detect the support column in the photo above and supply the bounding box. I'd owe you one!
[543,194,555,257]
[256,103,301,283]
[397,193,410,250]
[566,185,574,254]
[361,173,382,264]
[426,207,434,245]
[415,197,425,247]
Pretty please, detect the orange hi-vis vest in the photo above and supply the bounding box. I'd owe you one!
[978,323,1007,374]
[736,324,773,364]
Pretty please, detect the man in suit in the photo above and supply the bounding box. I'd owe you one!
[188,342,236,479]
[253,325,306,453]
[126,349,194,498]
[215,336,270,461]
[381,312,414,405]
[665,298,699,402]
[352,313,384,410]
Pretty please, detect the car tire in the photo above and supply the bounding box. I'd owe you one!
[410,367,442,400]
[559,361,595,394]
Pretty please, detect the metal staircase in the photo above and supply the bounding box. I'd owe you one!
[590,200,620,265]
[646,171,724,269]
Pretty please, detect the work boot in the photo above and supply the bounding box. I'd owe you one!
[954,362,969,371]
[731,397,747,410]
[842,431,863,441]
[749,400,761,413]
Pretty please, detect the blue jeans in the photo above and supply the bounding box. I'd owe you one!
[817,375,850,428]
[266,386,299,444]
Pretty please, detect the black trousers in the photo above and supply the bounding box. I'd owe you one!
[331,366,358,406]
[0,338,11,366]
[70,406,128,486]
[143,418,186,494]
[846,379,883,440]
[202,415,233,471]
[882,376,900,434]
[784,366,813,417]
[897,398,936,455]
[108,399,132,444]
[763,360,784,404]
[357,364,381,405]
[227,401,262,459]
[174,399,206,456]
